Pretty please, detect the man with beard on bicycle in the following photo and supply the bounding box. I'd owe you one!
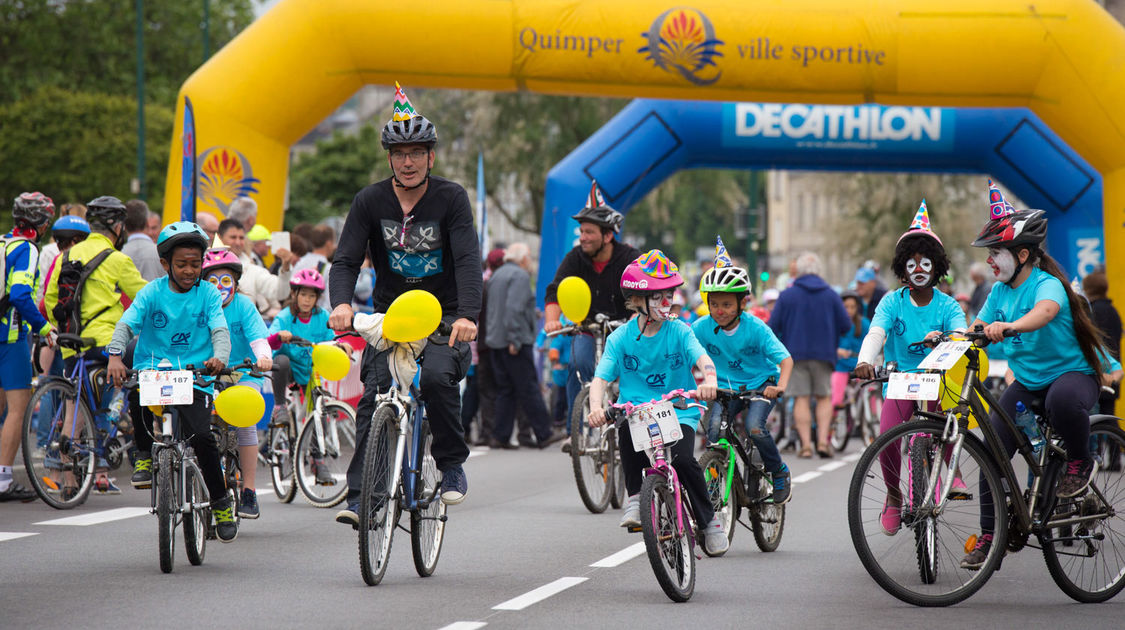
[543,181,641,425]
[329,83,480,525]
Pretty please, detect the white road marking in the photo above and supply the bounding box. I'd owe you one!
[0,532,38,542]
[468,449,488,459]
[792,471,822,484]
[438,623,486,630]
[843,453,861,463]
[492,577,588,611]
[35,507,150,526]
[590,542,645,568]
[818,461,847,472]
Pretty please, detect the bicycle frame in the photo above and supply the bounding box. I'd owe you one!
[49,351,124,469]
[713,396,769,507]
[149,407,210,518]
[373,364,439,514]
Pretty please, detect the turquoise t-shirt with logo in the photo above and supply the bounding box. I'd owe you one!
[977,267,1095,389]
[268,307,334,386]
[595,317,707,430]
[225,293,269,388]
[871,288,966,372]
[692,312,790,390]
[120,276,228,393]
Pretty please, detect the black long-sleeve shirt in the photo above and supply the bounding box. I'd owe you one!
[544,241,641,322]
[330,176,482,322]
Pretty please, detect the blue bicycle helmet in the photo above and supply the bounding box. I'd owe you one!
[157,221,210,259]
[52,215,91,236]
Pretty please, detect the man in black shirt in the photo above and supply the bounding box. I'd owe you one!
[329,85,481,523]
[543,181,641,423]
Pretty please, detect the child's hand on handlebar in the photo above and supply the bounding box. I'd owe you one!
[854,362,877,380]
[204,357,225,375]
[256,356,273,372]
[588,407,608,428]
[983,321,1016,343]
[696,382,717,402]
[278,330,293,343]
[107,355,128,387]
[763,385,785,399]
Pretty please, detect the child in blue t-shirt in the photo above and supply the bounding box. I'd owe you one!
[694,262,794,504]
[106,222,239,542]
[586,249,728,556]
[832,291,870,410]
[202,249,273,519]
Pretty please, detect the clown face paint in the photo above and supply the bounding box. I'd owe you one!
[206,270,237,306]
[905,256,933,289]
[987,248,1017,283]
[646,290,676,321]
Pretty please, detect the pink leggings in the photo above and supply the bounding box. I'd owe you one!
[830,371,850,408]
[878,398,940,497]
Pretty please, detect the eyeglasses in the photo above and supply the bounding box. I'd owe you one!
[389,149,429,163]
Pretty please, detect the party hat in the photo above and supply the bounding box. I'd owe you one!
[391,81,418,122]
[714,235,732,268]
[897,199,943,246]
[586,180,606,209]
[988,179,1016,220]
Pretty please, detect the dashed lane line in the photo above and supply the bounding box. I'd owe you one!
[492,577,589,611]
[438,623,487,630]
[589,542,645,568]
[34,507,150,526]
[0,532,38,542]
[791,471,822,484]
[818,460,848,472]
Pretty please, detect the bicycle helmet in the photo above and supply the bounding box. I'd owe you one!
[51,215,90,242]
[620,249,683,295]
[700,265,751,294]
[86,195,127,229]
[201,248,243,280]
[571,180,624,234]
[380,82,437,149]
[156,221,210,259]
[971,208,1048,249]
[290,268,326,293]
[13,192,55,228]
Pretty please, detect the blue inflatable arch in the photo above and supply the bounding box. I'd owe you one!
[536,99,1104,304]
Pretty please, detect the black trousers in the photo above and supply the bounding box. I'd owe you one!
[491,345,552,443]
[346,340,471,503]
[131,389,227,504]
[618,424,714,528]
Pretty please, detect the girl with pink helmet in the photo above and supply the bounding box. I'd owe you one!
[585,249,730,555]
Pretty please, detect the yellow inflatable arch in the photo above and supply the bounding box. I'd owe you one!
[163,0,1125,293]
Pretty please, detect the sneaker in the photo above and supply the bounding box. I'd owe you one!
[94,476,122,495]
[880,497,901,536]
[212,498,238,543]
[0,481,37,502]
[560,441,572,454]
[440,466,468,505]
[770,464,792,505]
[131,454,153,489]
[335,501,359,527]
[960,533,994,570]
[313,458,336,486]
[619,494,641,528]
[703,514,730,555]
[1057,458,1095,498]
[238,488,260,519]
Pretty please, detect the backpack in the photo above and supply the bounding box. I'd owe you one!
[0,235,31,314]
[52,248,114,335]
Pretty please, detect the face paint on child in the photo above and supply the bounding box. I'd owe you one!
[646,290,676,321]
[905,256,933,289]
[988,248,1017,283]
[205,270,237,306]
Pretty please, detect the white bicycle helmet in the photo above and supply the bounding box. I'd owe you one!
[700,266,752,295]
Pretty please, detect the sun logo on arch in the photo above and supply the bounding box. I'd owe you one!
[198,146,261,215]
[639,7,724,86]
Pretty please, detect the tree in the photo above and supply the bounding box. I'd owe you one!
[286,125,389,228]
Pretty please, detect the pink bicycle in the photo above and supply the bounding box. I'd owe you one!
[607,389,706,602]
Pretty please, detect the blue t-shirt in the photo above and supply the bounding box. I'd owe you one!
[836,316,870,373]
[978,268,1095,389]
[692,313,790,390]
[871,288,966,372]
[225,293,269,388]
[121,276,228,393]
[268,307,334,386]
[594,318,707,429]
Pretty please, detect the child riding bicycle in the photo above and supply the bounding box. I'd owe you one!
[585,249,729,555]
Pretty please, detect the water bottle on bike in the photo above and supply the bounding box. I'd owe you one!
[1013,401,1044,455]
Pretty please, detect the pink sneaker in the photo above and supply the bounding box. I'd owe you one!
[880,497,901,536]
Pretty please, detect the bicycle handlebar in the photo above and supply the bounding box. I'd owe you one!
[715,387,770,402]
[545,313,624,338]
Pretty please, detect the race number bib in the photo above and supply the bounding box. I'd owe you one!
[139,370,193,406]
[627,400,683,451]
[886,372,941,401]
[917,341,972,371]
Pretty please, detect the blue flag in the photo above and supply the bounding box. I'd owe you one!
[477,151,488,259]
[180,96,198,222]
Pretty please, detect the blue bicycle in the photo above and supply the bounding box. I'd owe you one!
[21,334,133,509]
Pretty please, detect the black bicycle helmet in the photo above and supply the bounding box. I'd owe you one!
[86,195,127,230]
[571,180,624,233]
[381,115,438,150]
[971,208,1048,249]
[13,192,55,228]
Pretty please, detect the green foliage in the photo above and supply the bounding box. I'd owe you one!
[286,125,390,228]
[0,86,173,232]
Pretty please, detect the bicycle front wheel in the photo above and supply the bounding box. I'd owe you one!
[21,381,96,509]
[639,473,696,602]
[295,402,356,507]
[268,420,297,503]
[829,406,852,453]
[847,420,1007,606]
[699,448,737,553]
[183,465,208,566]
[411,418,447,577]
[1041,421,1125,603]
[748,465,785,552]
[156,449,177,574]
[569,388,612,514]
[359,406,401,586]
[609,433,625,509]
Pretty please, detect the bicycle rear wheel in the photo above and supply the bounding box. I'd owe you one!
[569,388,612,514]
[829,406,853,453]
[1041,421,1125,603]
[609,436,625,509]
[639,473,696,602]
[847,420,1007,606]
[156,449,177,574]
[699,448,738,553]
[269,421,297,503]
[183,465,209,566]
[861,389,883,446]
[295,402,356,507]
[21,382,97,509]
[359,406,400,586]
[411,418,447,577]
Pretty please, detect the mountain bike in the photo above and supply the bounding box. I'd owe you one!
[357,320,453,586]
[548,313,626,513]
[608,389,707,602]
[21,334,134,509]
[847,329,1125,606]
[829,379,884,452]
[699,387,786,554]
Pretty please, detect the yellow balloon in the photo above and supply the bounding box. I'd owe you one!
[940,348,990,429]
[557,276,591,324]
[313,343,351,381]
[384,290,442,343]
[214,385,266,428]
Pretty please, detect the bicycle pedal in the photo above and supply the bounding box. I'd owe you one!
[626,525,642,533]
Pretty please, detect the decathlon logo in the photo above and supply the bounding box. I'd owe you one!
[723,103,954,152]
[1075,237,1103,278]
[622,279,650,289]
[639,8,724,86]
